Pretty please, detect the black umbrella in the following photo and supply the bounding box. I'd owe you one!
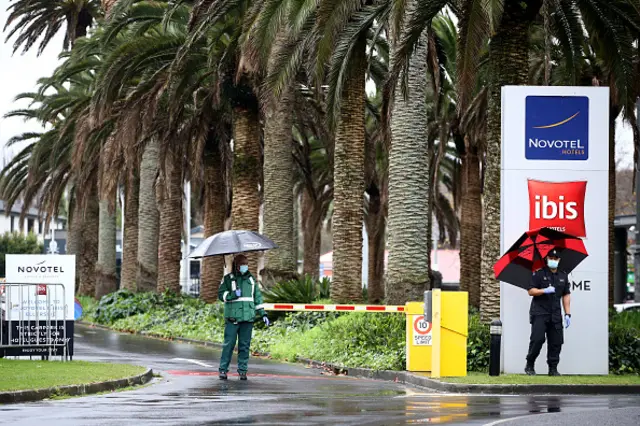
[188,230,278,258]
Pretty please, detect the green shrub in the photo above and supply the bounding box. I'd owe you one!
[254,312,405,371]
[94,290,197,324]
[78,296,98,322]
[0,232,43,276]
[467,312,490,372]
[317,278,331,299]
[262,275,326,303]
[609,310,640,375]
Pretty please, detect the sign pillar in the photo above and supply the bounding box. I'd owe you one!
[500,86,609,375]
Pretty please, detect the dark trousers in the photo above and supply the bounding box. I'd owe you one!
[219,321,254,373]
[526,315,564,367]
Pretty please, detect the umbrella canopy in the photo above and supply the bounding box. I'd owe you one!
[188,230,278,258]
[494,227,588,290]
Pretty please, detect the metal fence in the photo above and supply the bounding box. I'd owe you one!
[181,278,201,298]
[0,283,70,360]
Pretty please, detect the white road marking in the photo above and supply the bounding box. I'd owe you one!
[483,413,544,426]
[171,357,213,368]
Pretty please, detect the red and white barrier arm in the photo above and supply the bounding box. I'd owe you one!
[262,303,405,313]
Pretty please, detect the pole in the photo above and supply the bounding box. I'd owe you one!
[635,99,640,302]
[120,188,125,255]
[182,181,191,294]
[489,319,502,376]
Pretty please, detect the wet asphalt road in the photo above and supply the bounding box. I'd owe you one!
[1,325,640,426]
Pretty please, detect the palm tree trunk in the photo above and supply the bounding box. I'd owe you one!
[157,145,183,293]
[95,194,117,299]
[262,85,296,285]
[386,30,430,305]
[293,193,300,270]
[231,108,261,276]
[480,0,542,322]
[302,189,322,279]
[366,188,386,303]
[120,174,139,291]
[331,37,367,303]
[68,194,82,294]
[459,144,482,308]
[136,139,160,292]
[201,144,225,303]
[78,186,99,297]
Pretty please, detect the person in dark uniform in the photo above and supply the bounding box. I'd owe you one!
[525,249,572,376]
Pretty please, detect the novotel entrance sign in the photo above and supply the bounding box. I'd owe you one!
[500,86,609,375]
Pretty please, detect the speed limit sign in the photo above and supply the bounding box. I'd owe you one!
[412,315,433,346]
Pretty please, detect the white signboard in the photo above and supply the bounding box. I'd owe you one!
[411,315,433,346]
[500,86,609,375]
[4,255,76,321]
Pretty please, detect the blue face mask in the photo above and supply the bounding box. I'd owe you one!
[239,265,249,274]
[547,259,559,269]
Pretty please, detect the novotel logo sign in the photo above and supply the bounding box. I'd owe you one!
[16,261,66,274]
[525,95,589,161]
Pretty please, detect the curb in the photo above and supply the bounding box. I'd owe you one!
[298,358,640,395]
[0,368,154,404]
[78,322,640,395]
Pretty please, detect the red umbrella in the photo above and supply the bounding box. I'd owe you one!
[494,227,588,290]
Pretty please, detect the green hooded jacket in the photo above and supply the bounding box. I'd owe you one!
[217,271,265,322]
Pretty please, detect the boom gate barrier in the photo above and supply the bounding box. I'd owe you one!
[262,289,468,377]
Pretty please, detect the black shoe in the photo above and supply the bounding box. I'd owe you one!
[219,372,228,380]
[548,367,561,376]
[524,363,536,376]
[239,372,247,381]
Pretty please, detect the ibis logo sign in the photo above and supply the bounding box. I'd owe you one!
[525,96,589,160]
[527,180,587,238]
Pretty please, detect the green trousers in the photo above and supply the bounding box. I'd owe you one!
[219,320,254,373]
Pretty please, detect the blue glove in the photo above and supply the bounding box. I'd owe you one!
[262,316,270,327]
[565,315,571,329]
[543,286,556,294]
[235,289,241,297]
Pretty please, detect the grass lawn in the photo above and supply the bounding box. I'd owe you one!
[0,359,147,392]
[439,372,640,385]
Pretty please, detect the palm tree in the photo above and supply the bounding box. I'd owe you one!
[200,131,227,302]
[364,93,388,304]
[4,0,101,54]
[242,0,313,285]
[93,0,123,299]
[0,67,103,296]
[136,137,160,292]
[95,1,239,294]
[385,2,432,304]
[311,1,391,302]
[120,173,139,291]
[292,90,334,279]
[3,0,105,296]
[188,1,264,277]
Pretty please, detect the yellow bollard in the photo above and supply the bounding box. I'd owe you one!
[405,301,433,372]
[438,290,469,377]
[405,290,469,377]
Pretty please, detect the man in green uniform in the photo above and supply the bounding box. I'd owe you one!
[218,254,269,380]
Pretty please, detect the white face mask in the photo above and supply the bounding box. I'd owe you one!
[547,259,560,269]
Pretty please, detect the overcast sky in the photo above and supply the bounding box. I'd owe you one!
[0,2,635,170]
